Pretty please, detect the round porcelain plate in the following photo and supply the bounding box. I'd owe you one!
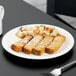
[2,24,74,60]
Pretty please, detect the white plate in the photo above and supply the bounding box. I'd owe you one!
[2,24,74,60]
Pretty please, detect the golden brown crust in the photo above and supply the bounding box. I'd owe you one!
[16,30,26,38]
[11,41,25,52]
[45,35,66,54]
[11,35,33,52]
[32,36,54,55]
[23,35,43,54]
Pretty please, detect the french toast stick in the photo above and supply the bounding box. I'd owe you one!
[32,36,53,55]
[23,35,43,54]
[46,35,66,53]
[11,35,33,52]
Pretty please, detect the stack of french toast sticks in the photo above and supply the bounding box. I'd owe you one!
[11,25,66,56]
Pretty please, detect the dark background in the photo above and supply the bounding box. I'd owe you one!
[47,0,76,17]
[55,0,76,17]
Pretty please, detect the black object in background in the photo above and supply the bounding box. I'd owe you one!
[47,0,55,17]
[55,0,76,17]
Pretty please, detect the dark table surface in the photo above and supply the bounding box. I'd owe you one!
[0,0,76,76]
